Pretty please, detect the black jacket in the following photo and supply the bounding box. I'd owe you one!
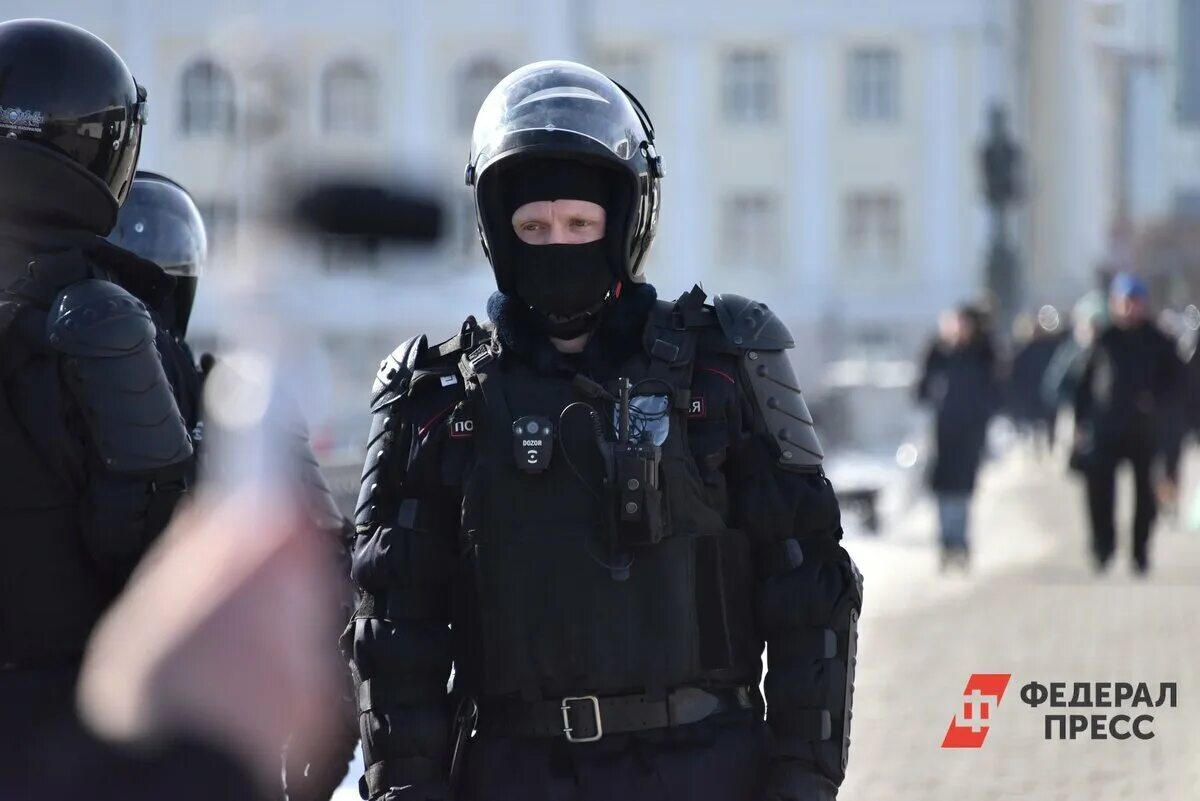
[2,223,195,666]
[917,337,998,494]
[1008,334,1062,423]
[346,286,859,801]
[1073,321,1182,452]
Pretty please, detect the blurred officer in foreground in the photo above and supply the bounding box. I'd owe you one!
[15,487,340,801]
[1073,273,1182,574]
[107,171,360,801]
[347,61,861,801]
[917,305,999,571]
[0,17,193,775]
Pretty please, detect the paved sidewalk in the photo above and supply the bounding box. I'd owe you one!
[840,449,1200,801]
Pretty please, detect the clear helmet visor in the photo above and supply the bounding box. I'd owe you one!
[470,60,649,173]
[108,176,207,277]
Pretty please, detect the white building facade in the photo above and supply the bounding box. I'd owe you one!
[4,0,1046,447]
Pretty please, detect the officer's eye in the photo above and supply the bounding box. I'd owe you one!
[520,221,546,232]
[569,218,594,228]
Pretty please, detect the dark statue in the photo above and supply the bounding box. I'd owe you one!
[979,103,1024,331]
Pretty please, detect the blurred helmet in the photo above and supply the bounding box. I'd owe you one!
[108,171,207,337]
[465,60,663,293]
[0,19,147,209]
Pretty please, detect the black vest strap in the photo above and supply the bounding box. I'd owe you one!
[458,339,514,440]
[642,291,706,411]
[432,316,486,360]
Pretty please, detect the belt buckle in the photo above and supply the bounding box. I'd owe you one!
[561,695,603,743]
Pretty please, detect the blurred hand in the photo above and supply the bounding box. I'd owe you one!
[78,489,343,791]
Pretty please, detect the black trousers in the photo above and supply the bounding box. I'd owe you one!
[1084,440,1156,565]
[460,715,779,801]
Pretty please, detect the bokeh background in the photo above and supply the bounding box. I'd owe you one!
[7,1,1200,798]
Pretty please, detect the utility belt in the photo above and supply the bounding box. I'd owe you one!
[477,685,759,743]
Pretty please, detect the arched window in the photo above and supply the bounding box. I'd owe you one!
[180,58,235,136]
[322,59,379,134]
[457,56,506,132]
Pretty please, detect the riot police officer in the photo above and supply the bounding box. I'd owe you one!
[106,170,360,801]
[347,61,861,801]
[0,16,192,772]
[105,170,207,440]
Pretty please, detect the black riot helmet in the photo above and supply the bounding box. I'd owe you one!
[107,171,207,338]
[0,19,147,226]
[466,60,664,294]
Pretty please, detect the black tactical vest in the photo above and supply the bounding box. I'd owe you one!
[453,297,760,702]
[0,289,112,667]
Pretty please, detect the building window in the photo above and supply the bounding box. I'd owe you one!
[457,57,507,132]
[321,59,379,134]
[322,235,380,273]
[1179,0,1200,123]
[721,50,778,124]
[180,58,236,136]
[847,47,900,123]
[843,191,902,266]
[196,200,237,256]
[593,47,651,107]
[720,192,781,268]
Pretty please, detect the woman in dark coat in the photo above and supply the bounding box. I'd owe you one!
[917,306,999,570]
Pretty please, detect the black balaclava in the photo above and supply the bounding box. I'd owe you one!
[504,159,616,339]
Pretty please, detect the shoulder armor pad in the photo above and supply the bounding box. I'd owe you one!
[742,348,824,469]
[47,279,192,473]
[371,334,428,412]
[47,279,155,356]
[714,293,795,350]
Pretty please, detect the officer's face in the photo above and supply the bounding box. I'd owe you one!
[511,199,606,246]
